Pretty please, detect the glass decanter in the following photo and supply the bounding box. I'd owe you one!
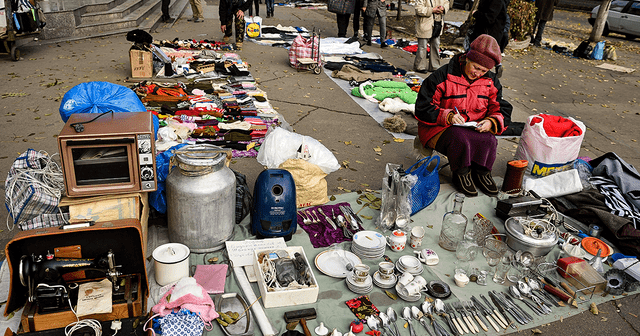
[438,193,468,251]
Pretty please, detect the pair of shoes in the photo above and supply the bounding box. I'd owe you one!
[381,42,388,48]
[223,36,230,43]
[193,18,204,22]
[472,168,499,195]
[366,40,372,46]
[453,167,478,197]
[187,17,196,21]
[532,41,541,47]
[235,42,243,49]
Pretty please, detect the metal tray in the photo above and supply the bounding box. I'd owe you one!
[214,292,254,336]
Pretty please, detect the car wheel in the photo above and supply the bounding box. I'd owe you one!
[464,0,471,10]
[603,24,610,37]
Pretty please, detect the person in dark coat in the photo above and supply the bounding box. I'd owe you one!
[468,0,507,46]
[531,0,560,46]
[362,0,387,47]
[332,0,357,37]
[219,0,252,47]
[414,34,513,196]
[161,0,172,22]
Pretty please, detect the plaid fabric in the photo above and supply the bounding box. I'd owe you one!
[5,149,64,230]
[328,0,356,14]
[18,212,69,231]
[288,34,321,69]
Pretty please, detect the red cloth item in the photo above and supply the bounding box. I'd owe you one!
[530,114,583,137]
[403,45,418,53]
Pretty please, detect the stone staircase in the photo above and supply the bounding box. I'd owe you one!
[40,0,188,42]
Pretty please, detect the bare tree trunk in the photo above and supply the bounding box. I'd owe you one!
[397,0,402,21]
[590,0,613,42]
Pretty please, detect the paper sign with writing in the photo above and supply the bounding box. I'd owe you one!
[225,237,287,266]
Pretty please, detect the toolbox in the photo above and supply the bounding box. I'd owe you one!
[3,219,148,333]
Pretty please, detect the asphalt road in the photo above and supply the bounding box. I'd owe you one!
[0,3,639,335]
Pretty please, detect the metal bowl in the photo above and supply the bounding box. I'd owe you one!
[504,217,558,256]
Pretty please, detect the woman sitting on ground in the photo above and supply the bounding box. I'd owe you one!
[414,34,513,197]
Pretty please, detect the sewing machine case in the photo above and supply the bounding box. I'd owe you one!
[3,218,148,333]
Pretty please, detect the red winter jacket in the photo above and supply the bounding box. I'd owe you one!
[414,54,513,148]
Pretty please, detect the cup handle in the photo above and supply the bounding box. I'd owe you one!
[386,236,392,248]
[414,250,426,263]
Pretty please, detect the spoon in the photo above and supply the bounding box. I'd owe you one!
[367,315,382,335]
[509,285,545,316]
[434,299,461,336]
[402,307,418,336]
[412,306,435,336]
[421,302,449,336]
[518,281,552,314]
[306,210,318,224]
[386,307,401,336]
[527,278,559,307]
[379,312,394,336]
[298,211,311,225]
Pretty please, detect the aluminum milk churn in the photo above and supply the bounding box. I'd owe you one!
[166,144,236,252]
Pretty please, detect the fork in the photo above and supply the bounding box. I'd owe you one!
[464,301,488,332]
[446,303,467,334]
[456,302,478,334]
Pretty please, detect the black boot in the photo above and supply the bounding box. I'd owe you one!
[453,167,478,197]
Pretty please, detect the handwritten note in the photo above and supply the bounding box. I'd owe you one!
[225,238,287,267]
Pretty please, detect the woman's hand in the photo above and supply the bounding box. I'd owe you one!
[475,120,492,133]
[451,113,465,125]
[236,10,244,19]
[221,25,226,33]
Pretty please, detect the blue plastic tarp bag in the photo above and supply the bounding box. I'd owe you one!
[59,81,159,137]
[149,143,188,214]
[591,41,606,60]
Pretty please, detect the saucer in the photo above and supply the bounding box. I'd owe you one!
[373,271,397,289]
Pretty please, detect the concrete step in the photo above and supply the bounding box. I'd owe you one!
[73,0,161,37]
[78,0,129,15]
[80,0,145,25]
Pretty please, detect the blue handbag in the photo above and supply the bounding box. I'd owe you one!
[405,155,440,215]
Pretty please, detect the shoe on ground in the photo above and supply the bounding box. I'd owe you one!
[193,18,204,22]
[381,42,388,48]
[223,36,230,43]
[187,17,197,21]
[366,40,372,46]
[453,167,478,197]
[345,35,359,44]
[236,42,243,49]
[532,41,541,47]
[471,168,499,195]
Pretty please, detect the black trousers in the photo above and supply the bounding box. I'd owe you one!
[336,13,350,37]
[353,0,363,36]
[248,0,260,16]
[161,0,170,18]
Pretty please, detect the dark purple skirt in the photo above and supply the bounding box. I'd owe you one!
[435,126,498,172]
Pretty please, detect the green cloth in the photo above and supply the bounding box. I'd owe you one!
[351,81,418,104]
[190,179,629,336]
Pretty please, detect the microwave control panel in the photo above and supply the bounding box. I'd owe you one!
[137,134,156,191]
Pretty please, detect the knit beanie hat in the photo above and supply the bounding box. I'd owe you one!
[467,34,501,69]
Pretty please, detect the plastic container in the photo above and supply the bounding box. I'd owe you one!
[557,257,606,293]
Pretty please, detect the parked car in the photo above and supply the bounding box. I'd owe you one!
[589,0,640,39]
[452,0,474,11]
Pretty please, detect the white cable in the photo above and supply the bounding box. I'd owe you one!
[64,288,102,336]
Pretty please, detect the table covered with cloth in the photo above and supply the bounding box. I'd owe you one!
[144,181,633,336]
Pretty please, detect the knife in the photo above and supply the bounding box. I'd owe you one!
[470,296,499,332]
[494,291,528,326]
[317,207,337,230]
[488,292,515,329]
[479,294,508,330]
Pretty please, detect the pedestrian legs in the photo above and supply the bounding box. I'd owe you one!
[188,0,203,20]
[337,13,351,37]
[532,20,546,46]
[266,0,274,17]
[414,38,428,72]
[427,35,441,71]
[353,0,363,37]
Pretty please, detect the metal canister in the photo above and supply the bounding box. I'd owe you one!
[166,144,236,252]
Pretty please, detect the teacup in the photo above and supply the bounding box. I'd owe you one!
[414,248,440,266]
[412,275,427,288]
[397,272,414,286]
[353,264,370,278]
[378,261,395,278]
[454,272,470,287]
[401,280,423,297]
[386,229,407,251]
[410,226,425,249]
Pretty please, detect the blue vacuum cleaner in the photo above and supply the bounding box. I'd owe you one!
[251,169,297,241]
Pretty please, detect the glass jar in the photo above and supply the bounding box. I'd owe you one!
[456,230,478,262]
[438,193,468,251]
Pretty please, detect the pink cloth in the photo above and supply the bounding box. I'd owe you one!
[193,264,228,294]
[152,280,219,322]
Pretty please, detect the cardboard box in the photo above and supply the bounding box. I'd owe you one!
[253,246,319,308]
[129,48,153,78]
[59,192,149,256]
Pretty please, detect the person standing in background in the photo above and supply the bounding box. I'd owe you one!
[362,0,387,47]
[188,0,204,22]
[247,0,260,17]
[531,0,559,47]
[265,0,275,17]
[468,0,507,46]
[161,0,173,22]
[353,0,364,39]
[220,0,252,47]
[413,0,449,73]
[328,0,357,37]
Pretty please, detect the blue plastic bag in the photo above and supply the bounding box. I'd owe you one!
[59,81,159,137]
[591,41,605,60]
[149,143,188,214]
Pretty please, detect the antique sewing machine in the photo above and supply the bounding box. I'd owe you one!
[18,250,140,313]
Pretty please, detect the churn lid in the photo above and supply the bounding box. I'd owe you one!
[173,144,228,175]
